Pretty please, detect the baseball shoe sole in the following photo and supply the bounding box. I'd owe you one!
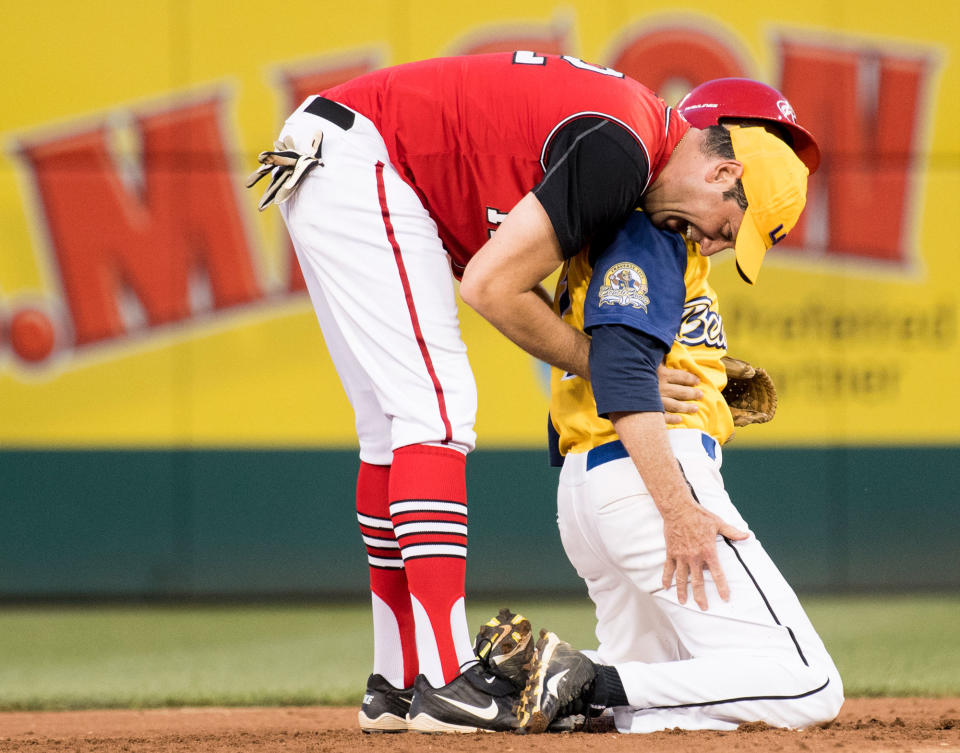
[473,607,534,689]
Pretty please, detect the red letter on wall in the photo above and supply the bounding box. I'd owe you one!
[20,98,261,346]
[779,40,932,262]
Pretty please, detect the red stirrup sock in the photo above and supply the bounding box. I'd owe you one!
[356,461,417,689]
[389,444,474,687]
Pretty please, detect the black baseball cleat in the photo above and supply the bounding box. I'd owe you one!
[473,608,534,690]
[407,664,521,733]
[357,673,413,733]
[517,630,597,734]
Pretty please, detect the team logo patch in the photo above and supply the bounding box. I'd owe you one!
[598,262,650,311]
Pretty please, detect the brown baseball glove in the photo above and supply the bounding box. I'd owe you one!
[721,356,777,427]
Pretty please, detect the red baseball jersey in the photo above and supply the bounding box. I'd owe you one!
[323,52,688,274]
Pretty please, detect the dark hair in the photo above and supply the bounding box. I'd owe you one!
[701,125,747,211]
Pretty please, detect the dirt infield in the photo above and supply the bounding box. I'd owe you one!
[2,698,957,752]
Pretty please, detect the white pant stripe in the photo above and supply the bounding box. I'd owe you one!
[390,500,467,515]
[394,521,468,537]
[400,543,466,559]
[357,513,394,529]
[368,555,404,568]
[362,534,400,549]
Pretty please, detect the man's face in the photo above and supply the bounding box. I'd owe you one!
[644,162,744,256]
[646,189,744,258]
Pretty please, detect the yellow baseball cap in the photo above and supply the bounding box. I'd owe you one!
[729,126,809,284]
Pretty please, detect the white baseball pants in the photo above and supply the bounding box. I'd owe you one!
[558,429,844,732]
[277,96,477,464]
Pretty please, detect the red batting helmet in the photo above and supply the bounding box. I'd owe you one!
[677,78,821,174]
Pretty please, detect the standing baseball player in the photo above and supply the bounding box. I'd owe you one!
[515,81,844,734]
[248,53,809,733]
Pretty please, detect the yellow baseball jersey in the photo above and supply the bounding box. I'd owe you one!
[550,211,734,457]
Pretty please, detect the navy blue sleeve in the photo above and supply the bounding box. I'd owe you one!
[584,211,687,348]
[583,212,687,419]
[590,325,668,418]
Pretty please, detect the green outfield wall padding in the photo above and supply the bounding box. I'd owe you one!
[1,447,958,598]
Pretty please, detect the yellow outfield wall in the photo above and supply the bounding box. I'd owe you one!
[1,0,958,448]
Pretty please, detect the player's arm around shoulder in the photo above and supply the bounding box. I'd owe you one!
[460,193,592,378]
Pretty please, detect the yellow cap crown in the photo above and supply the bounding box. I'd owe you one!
[729,126,809,284]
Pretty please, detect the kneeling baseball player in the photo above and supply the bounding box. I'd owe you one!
[513,80,844,734]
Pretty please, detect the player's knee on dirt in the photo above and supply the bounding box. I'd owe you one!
[780,669,844,729]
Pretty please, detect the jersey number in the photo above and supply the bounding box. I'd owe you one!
[512,51,624,78]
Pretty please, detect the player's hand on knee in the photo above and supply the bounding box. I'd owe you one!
[657,365,702,424]
[662,507,748,610]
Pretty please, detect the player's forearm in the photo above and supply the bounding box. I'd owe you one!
[609,411,696,519]
[461,192,591,378]
[481,289,591,378]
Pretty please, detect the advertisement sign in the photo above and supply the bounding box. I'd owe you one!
[2,1,955,446]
